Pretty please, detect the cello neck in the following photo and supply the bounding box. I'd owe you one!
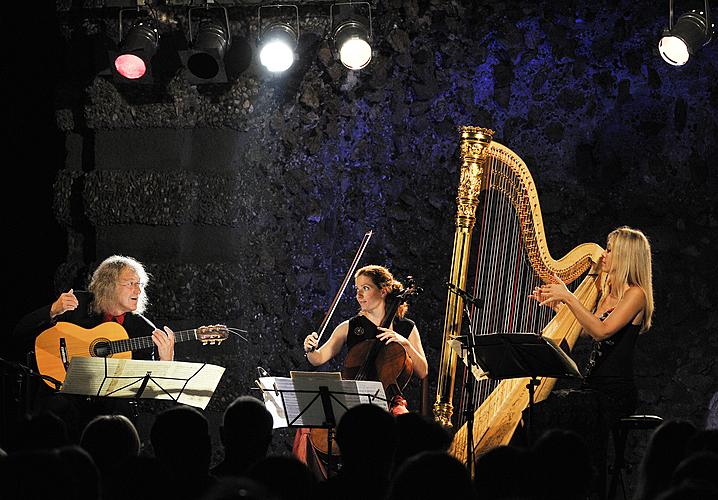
[380,296,400,329]
[353,297,401,381]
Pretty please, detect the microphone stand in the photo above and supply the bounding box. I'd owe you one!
[0,356,62,391]
[446,283,483,478]
[463,298,481,478]
[1,356,63,427]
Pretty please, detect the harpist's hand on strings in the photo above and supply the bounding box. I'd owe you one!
[50,289,79,319]
[376,327,410,348]
[529,275,569,312]
[534,274,573,310]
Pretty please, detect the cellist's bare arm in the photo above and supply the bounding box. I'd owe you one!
[304,321,349,366]
[376,325,428,379]
[407,327,428,379]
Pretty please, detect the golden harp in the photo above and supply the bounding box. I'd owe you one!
[433,126,605,465]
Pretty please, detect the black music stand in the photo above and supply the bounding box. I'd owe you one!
[271,374,386,477]
[471,333,582,445]
[60,357,225,411]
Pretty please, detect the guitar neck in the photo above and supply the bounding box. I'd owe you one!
[109,329,198,354]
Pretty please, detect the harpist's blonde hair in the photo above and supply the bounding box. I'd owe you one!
[607,227,654,333]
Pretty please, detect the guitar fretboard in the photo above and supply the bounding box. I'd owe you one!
[109,329,199,354]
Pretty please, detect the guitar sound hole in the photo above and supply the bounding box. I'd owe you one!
[93,342,111,357]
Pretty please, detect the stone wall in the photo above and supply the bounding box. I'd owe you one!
[5,0,717,482]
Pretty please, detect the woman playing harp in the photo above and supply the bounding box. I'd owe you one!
[435,127,630,468]
[527,226,654,498]
[530,225,654,421]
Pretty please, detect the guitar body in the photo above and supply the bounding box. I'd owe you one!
[35,322,132,388]
[34,321,229,390]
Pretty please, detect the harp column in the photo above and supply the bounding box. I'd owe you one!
[433,126,494,428]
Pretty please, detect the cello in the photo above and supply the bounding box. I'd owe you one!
[308,279,421,458]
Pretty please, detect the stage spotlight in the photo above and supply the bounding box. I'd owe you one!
[331,2,373,70]
[257,5,299,73]
[658,0,714,66]
[181,6,231,83]
[112,14,159,81]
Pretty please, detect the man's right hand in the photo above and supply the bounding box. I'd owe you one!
[50,289,78,318]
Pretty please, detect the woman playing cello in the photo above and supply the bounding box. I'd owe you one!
[303,264,428,415]
[293,264,428,480]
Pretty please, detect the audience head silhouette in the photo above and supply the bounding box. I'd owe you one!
[14,410,70,452]
[394,412,451,469]
[151,405,211,468]
[634,419,698,500]
[151,404,211,469]
[0,445,99,500]
[213,395,273,477]
[56,445,101,500]
[150,405,216,499]
[312,404,398,500]
[102,455,169,500]
[654,480,718,500]
[199,476,269,500]
[474,444,535,499]
[335,403,398,472]
[670,450,718,492]
[388,450,474,500]
[80,414,140,474]
[532,428,593,500]
[686,428,718,455]
[247,455,317,500]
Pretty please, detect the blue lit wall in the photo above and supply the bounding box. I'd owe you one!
[5,1,717,461]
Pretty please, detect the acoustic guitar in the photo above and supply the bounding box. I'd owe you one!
[34,321,229,388]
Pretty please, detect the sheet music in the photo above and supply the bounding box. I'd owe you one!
[290,370,341,380]
[257,376,288,429]
[60,357,225,410]
[271,376,387,428]
[448,338,489,381]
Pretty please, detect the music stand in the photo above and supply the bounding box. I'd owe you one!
[471,333,582,445]
[268,373,387,477]
[60,357,225,410]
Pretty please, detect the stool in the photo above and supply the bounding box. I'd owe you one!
[608,414,664,500]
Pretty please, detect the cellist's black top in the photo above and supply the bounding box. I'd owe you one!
[346,314,415,352]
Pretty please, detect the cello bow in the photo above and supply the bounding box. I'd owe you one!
[309,230,373,350]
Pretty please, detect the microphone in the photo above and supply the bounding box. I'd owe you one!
[446,282,483,307]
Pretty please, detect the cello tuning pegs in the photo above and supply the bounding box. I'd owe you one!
[406,276,422,294]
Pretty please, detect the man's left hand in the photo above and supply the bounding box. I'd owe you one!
[153,326,175,361]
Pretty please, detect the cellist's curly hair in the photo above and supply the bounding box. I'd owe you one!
[355,265,408,318]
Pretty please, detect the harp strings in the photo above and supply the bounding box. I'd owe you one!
[457,154,554,426]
